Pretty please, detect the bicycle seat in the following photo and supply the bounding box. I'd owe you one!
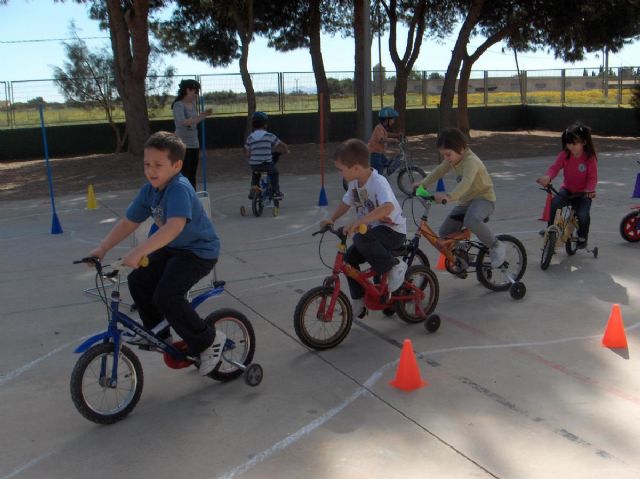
[449,213,489,223]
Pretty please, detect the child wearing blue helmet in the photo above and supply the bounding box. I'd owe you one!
[244,111,289,199]
[367,107,403,175]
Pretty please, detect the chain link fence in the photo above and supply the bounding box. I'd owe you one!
[2,67,638,129]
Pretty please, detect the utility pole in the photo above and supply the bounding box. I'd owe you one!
[355,0,372,141]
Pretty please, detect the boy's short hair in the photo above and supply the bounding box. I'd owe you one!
[144,131,186,164]
[333,138,369,168]
[436,128,468,154]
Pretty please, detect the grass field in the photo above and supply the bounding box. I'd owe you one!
[1,89,636,129]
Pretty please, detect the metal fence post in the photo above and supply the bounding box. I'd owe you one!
[561,69,566,106]
[522,71,527,105]
[422,71,427,108]
[483,70,488,106]
[9,81,15,129]
[617,67,622,107]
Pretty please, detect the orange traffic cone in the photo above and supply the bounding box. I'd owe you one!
[601,304,628,349]
[389,339,429,391]
[436,253,446,271]
[538,192,551,221]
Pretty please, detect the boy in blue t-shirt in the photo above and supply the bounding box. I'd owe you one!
[88,131,225,376]
[244,111,289,199]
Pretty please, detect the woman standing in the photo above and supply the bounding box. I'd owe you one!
[171,79,211,189]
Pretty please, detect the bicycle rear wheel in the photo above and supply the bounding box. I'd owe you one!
[476,234,527,290]
[252,194,264,217]
[293,286,353,350]
[70,343,143,425]
[394,265,439,323]
[397,166,426,196]
[540,230,556,270]
[204,308,256,382]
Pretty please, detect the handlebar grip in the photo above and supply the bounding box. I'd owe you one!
[357,223,368,234]
[138,256,149,268]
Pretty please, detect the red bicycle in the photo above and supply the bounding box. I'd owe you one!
[293,224,440,350]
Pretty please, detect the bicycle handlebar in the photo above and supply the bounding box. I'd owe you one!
[73,256,149,272]
[414,185,447,204]
[312,223,367,239]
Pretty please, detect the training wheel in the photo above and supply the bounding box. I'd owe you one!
[424,314,441,333]
[244,363,263,387]
[240,205,246,216]
[510,282,526,300]
[592,247,598,258]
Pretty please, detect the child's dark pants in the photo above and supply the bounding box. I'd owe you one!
[251,162,280,193]
[128,247,216,355]
[548,187,592,240]
[343,226,406,300]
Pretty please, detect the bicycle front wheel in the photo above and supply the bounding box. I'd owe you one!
[204,308,256,382]
[394,265,439,323]
[70,343,143,425]
[293,286,353,350]
[397,166,426,196]
[476,234,527,290]
[540,230,556,270]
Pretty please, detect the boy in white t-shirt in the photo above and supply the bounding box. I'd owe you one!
[322,138,407,318]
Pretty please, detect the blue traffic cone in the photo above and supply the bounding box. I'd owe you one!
[436,178,446,192]
[318,185,328,206]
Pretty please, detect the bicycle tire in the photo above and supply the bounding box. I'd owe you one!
[70,343,143,425]
[403,245,430,269]
[252,194,264,217]
[620,211,640,242]
[204,308,256,382]
[540,230,556,270]
[565,232,578,256]
[397,166,427,196]
[394,265,439,323]
[293,286,353,350]
[476,234,527,290]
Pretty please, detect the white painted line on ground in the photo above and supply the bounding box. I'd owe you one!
[0,452,52,479]
[216,322,640,479]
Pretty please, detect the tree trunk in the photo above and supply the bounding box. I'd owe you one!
[457,59,472,137]
[308,0,331,142]
[232,1,256,137]
[438,0,485,131]
[384,0,428,133]
[106,0,151,156]
[393,70,409,132]
[456,26,512,137]
[354,0,368,140]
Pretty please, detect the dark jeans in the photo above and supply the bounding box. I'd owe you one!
[251,162,280,193]
[370,153,388,175]
[181,148,200,189]
[548,187,592,240]
[343,226,406,299]
[127,247,216,355]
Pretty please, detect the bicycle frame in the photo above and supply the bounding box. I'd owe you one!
[74,267,226,377]
[319,228,425,318]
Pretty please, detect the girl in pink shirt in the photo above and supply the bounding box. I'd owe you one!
[537,122,598,248]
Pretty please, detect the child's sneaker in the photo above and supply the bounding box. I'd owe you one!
[273,191,284,200]
[199,332,227,376]
[351,297,367,319]
[490,240,506,268]
[387,260,408,293]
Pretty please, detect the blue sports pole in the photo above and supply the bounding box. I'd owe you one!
[199,95,208,192]
[39,104,63,234]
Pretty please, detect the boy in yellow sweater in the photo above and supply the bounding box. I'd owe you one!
[415,128,505,268]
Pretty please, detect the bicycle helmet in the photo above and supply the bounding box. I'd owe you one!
[378,107,399,119]
[252,111,268,122]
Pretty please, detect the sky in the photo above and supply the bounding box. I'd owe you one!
[1,1,639,85]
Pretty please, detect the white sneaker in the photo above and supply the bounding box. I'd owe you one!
[490,240,506,268]
[199,332,227,376]
[387,260,408,293]
[351,298,367,319]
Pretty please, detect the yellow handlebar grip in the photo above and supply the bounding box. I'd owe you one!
[139,256,149,268]
[358,223,368,234]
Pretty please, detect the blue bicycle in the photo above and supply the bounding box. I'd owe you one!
[70,257,263,425]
